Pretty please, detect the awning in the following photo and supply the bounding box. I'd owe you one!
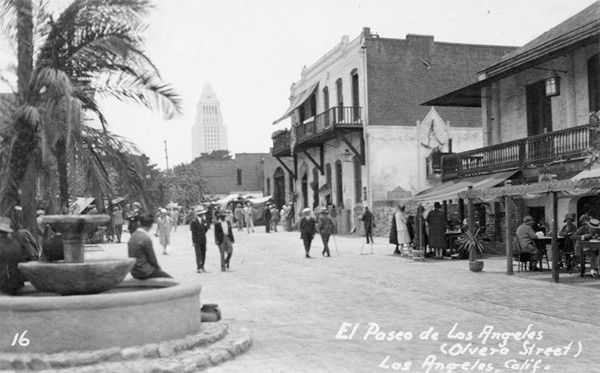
[272,82,319,125]
[571,166,600,181]
[409,169,519,203]
[422,79,488,108]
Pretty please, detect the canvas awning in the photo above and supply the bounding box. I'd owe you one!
[571,166,600,181]
[272,82,319,125]
[409,169,519,203]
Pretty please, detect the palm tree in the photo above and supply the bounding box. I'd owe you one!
[0,0,181,230]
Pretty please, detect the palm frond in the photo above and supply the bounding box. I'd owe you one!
[95,71,182,119]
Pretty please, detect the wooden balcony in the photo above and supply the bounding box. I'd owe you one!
[271,129,291,157]
[294,106,363,147]
[441,122,599,180]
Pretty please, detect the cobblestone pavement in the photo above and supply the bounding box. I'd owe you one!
[95,224,600,373]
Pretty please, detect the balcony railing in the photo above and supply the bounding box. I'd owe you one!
[295,106,362,143]
[441,122,599,179]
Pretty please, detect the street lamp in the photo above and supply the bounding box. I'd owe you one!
[341,149,353,163]
[545,69,560,97]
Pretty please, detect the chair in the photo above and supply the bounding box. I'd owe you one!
[512,237,528,272]
[535,241,550,270]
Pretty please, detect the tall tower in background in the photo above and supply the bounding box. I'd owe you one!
[191,84,228,159]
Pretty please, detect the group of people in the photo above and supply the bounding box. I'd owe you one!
[517,212,600,276]
[387,202,448,259]
[299,207,336,258]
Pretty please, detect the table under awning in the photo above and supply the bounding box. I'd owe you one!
[409,169,519,203]
[272,82,319,125]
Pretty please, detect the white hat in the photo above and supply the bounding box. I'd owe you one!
[195,207,207,215]
[302,208,311,213]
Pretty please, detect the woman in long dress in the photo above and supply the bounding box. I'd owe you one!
[395,206,412,254]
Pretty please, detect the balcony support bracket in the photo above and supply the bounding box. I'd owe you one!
[275,156,296,180]
[337,130,365,165]
[300,146,324,175]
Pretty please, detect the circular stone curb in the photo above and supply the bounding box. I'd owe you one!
[34,326,253,373]
[0,323,230,371]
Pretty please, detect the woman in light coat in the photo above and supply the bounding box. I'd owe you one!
[394,205,411,255]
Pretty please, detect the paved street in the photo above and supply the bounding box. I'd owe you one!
[96,223,600,373]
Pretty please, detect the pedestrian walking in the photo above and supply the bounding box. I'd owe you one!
[156,208,173,255]
[112,206,124,243]
[243,203,254,233]
[425,202,447,259]
[215,211,235,271]
[234,204,244,232]
[299,207,316,258]
[170,208,180,232]
[361,206,375,244]
[128,202,143,234]
[270,204,280,232]
[317,208,335,257]
[190,207,210,273]
[264,203,272,233]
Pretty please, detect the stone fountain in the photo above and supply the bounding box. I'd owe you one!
[18,214,135,295]
[1,214,203,354]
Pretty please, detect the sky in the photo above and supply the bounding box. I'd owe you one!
[0,0,598,169]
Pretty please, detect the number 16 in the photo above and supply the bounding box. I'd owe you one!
[11,330,30,347]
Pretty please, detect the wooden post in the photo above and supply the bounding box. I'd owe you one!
[467,189,475,261]
[551,191,559,283]
[506,196,513,275]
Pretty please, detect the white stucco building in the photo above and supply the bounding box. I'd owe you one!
[269,28,515,231]
[191,84,228,159]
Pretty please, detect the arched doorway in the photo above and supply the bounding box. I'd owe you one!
[312,167,319,208]
[577,195,600,221]
[273,167,285,208]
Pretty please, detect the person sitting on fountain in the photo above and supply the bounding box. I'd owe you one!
[0,216,27,294]
[128,214,172,280]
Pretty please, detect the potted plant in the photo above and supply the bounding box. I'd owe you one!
[456,228,489,272]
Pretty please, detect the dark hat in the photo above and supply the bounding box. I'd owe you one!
[523,215,534,224]
[579,214,591,224]
[563,213,575,222]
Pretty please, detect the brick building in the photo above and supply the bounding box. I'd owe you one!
[270,27,516,232]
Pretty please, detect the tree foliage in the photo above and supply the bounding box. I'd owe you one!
[0,0,181,225]
[164,162,208,207]
[199,149,232,160]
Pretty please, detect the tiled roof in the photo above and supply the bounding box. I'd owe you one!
[482,1,600,77]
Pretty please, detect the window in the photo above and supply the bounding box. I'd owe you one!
[237,169,242,186]
[312,167,319,208]
[351,69,359,121]
[526,80,552,136]
[266,177,271,196]
[336,78,344,121]
[353,157,362,203]
[589,53,599,113]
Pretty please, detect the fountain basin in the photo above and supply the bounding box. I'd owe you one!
[0,279,202,353]
[18,258,136,295]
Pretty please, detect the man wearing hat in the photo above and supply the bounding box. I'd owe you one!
[128,214,172,280]
[299,208,316,258]
[190,207,210,273]
[573,217,600,278]
[0,216,27,294]
[516,215,541,271]
[214,210,234,271]
[317,208,335,257]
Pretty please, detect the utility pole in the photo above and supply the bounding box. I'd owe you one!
[164,140,169,170]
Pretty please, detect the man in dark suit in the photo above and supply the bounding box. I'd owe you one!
[190,207,210,273]
[300,208,316,258]
[264,203,272,233]
[128,214,171,279]
[215,211,235,271]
